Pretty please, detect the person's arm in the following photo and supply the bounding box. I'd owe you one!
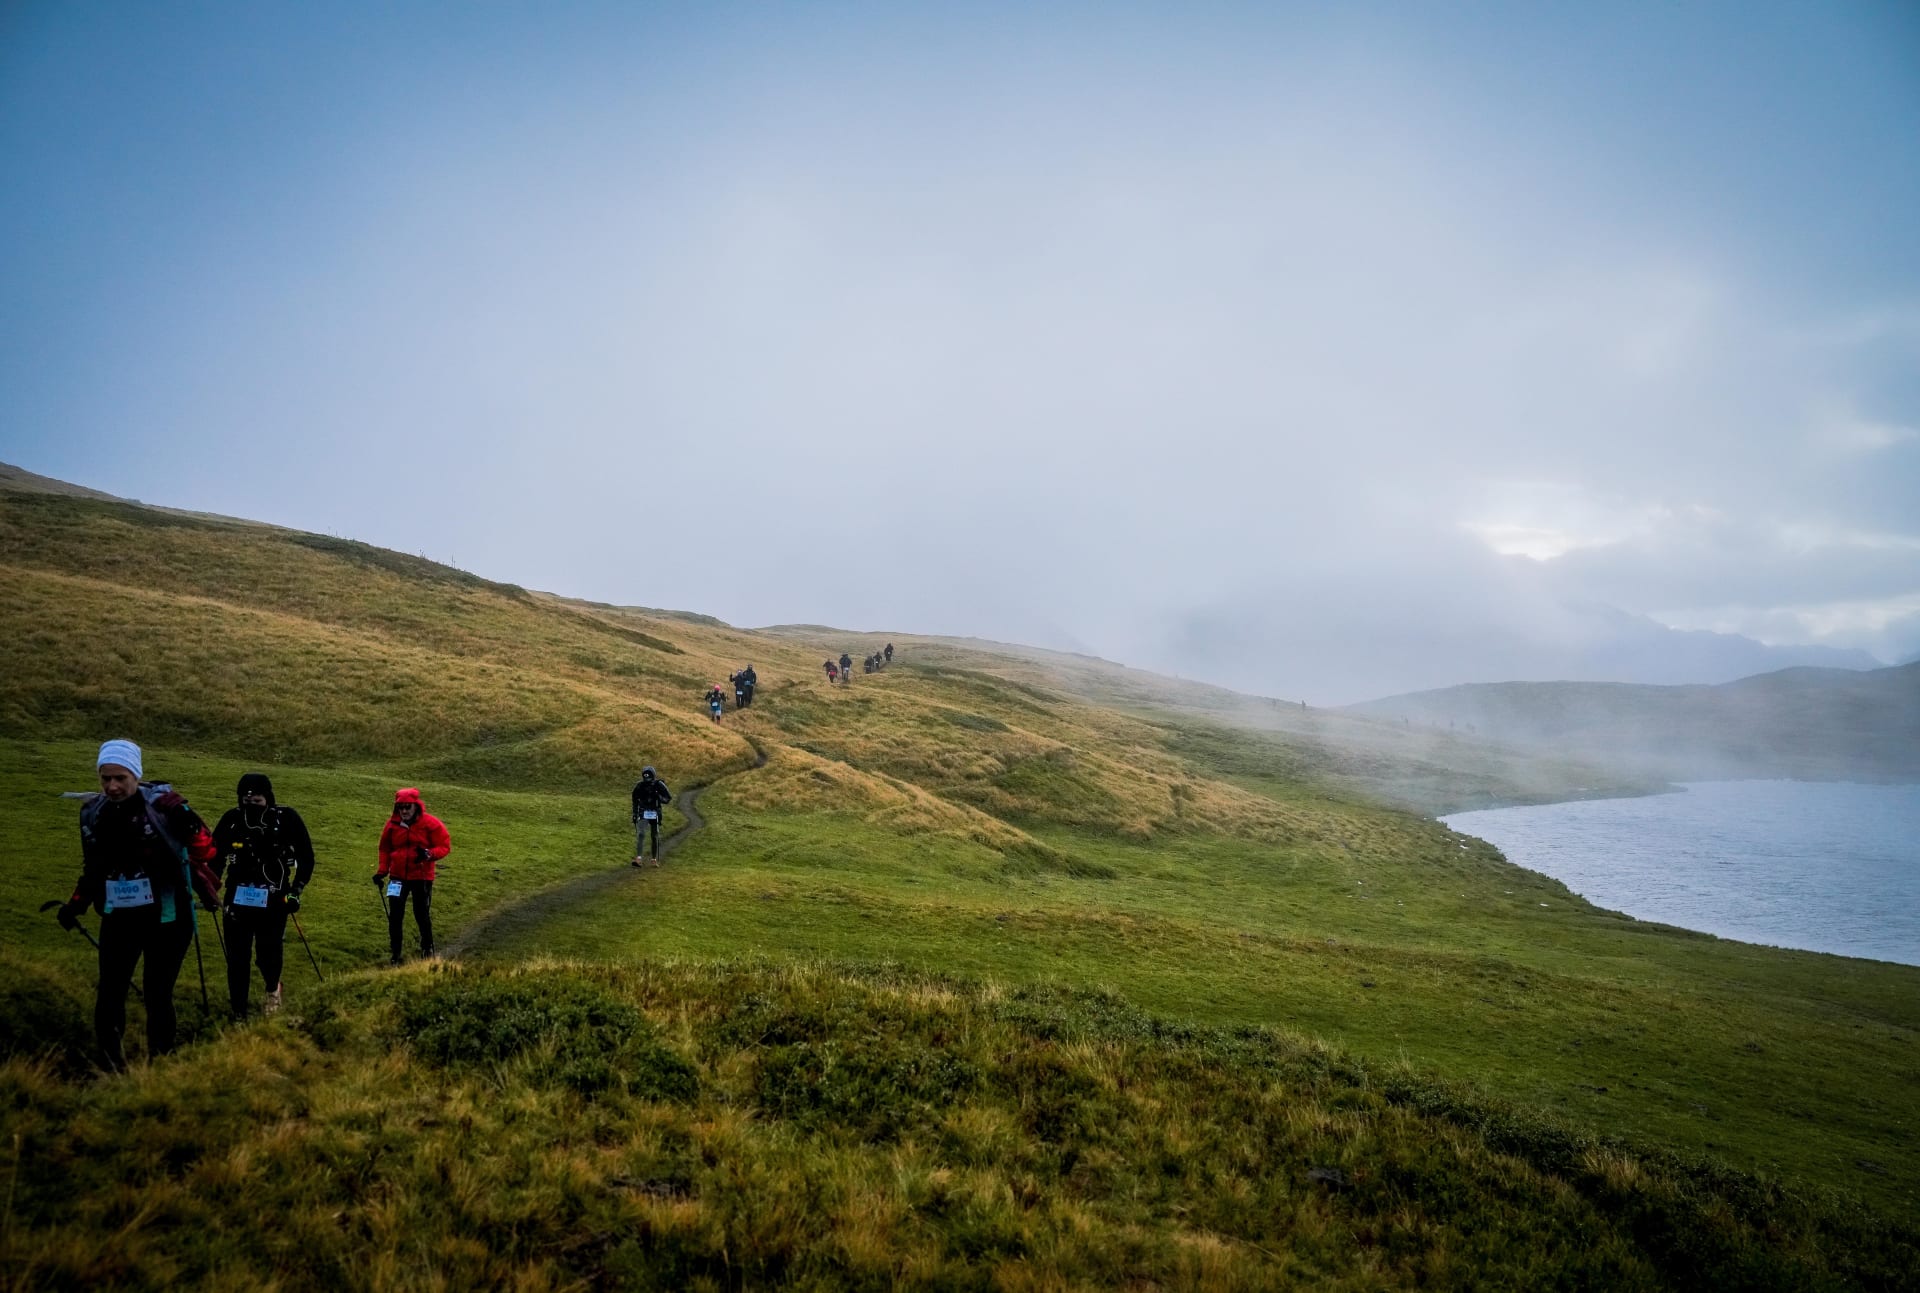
[210,810,240,887]
[422,817,451,862]
[283,809,317,892]
[660,783,673,807]
[64,806,104,922]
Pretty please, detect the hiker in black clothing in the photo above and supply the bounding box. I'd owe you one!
[884,643,893,664]
[732,672,747,710]
[632,766,673,866]
[839,652,853,683]
[59,739,223,1070]
[211,773,316,1019]
[824,660,838,684]
[741,665,757,706]
[705,683,726,722]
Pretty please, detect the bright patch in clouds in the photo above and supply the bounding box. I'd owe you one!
[1461,482,1701,562]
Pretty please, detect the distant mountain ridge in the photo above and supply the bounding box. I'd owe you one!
[1347,663,1920,782]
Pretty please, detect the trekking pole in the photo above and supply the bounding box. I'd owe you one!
[39,901,142,1000]
[191,914,211,1016]
[291,913,324,982]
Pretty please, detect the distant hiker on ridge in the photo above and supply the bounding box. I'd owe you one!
[375,788,450,965]
[631,766,672,867]
[59,739,222,1070]
[211,772,316,1018]
[884,643,893,664]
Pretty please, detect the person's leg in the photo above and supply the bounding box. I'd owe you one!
[258,905,288,1008]
[635,818,647,863]
[387,886,406,963]
[94,915,142,1071]
[649,817,661,860]
[411,880,434,957]
[224,909,253,1018]
[141,917,194,1058]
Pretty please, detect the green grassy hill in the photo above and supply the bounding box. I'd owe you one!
[2,475,1916,1287]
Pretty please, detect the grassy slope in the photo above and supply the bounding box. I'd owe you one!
[2,485,1917,1283]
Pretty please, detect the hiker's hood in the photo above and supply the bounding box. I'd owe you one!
[393,787,425,813]
[237,772,276,806]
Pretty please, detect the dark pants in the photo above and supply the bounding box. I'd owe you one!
[223,903,289,1017]
[743,684,754,706]
[734,689,745,708]
[635,815,661,858]
[96,907,195,1069]
[387,879,433,960]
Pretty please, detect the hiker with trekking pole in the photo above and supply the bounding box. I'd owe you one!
[631,765,673,867]
[210,773,319,1018]
[51,740,222,1070]
[375,788,450,965]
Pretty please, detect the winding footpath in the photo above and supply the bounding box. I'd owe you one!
[443,737,768,960]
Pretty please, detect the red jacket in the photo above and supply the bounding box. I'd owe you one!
[377,788,451,882]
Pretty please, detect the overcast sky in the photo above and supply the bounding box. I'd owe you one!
[3,2,1917,703]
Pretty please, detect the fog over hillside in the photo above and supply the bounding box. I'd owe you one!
[3,4,1917,703]
[1349,662,1920,783]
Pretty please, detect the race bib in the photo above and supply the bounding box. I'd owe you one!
[386,880,404,898]
[106,877,155,910]
[643,811,659,820]
[233,885,270,909]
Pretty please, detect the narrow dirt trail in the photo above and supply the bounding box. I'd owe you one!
[443,736,769,960]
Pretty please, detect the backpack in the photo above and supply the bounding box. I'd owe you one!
[79,783,196,925]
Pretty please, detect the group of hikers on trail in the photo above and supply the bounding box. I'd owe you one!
[824,641,893,684]
[52,738,451,1070]
[52,642,907,1070]
[704,664,758,722]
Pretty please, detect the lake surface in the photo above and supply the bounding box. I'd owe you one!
[1444,780,1920,967]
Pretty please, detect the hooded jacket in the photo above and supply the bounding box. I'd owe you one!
[212,772,317,902]
[377,788,451,883]
[632,772,673,819]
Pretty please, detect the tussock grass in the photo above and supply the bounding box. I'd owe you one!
[3,961,1910,1290]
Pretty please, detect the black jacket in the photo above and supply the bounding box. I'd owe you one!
[632,777,673,818]
[212,804,317,900]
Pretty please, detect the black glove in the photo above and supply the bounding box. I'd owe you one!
[416,846,432,863]
[57,895,86,930]
[199,893,220,914]
[284,889,302,913]
[374,871,387,887]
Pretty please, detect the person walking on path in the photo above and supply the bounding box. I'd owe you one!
[631,766,673,866]
[884,643,893,664]
[741,664,757,707]
[211,772,316,1019]
[731,672,747,710]
[824,659,839,684]
[375,788,450,964]
[705,683,726,722]
[839,652,853,683]
[58,739,222,1070]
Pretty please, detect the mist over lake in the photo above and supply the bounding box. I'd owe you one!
[1446,781,1920,966]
